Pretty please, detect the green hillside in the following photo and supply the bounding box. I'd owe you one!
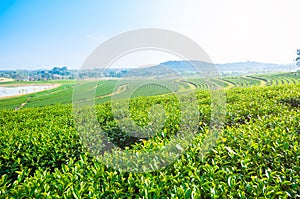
[0,73,300,197]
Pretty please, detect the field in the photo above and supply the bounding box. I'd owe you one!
[0,72,300,198]
[1,72,300,110]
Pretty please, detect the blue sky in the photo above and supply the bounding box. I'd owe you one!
[0,0,299,69]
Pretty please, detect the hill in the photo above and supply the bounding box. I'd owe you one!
[159,61,297,76]
[0,61,298,80]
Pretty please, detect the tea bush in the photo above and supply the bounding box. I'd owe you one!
[0,84,300,198]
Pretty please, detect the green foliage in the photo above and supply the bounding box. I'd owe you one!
[0,82,300,197]
[296,49,300,66]
[2,72,300,111]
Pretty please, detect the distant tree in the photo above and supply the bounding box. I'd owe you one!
[296,49,300,66]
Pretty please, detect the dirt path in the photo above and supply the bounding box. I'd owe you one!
[15,97,31,111]
[97,84,128,99]
[245,76,268,87]
[77,84,128,102]
[0,78,14,82]
[0,83,60,87]
[48,85,71,95]
[178,80,198,91]
[219,79,235,89]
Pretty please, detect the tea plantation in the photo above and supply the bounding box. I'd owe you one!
[0,74,300,198]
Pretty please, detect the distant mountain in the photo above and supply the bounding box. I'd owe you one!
[65,61,299,78]
[1,61,298,80]
[154,61,298,75]
[216,61,296,73]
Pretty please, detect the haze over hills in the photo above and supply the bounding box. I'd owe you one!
[159,61,297,74]
[0,61,298,80]
[1,61,297,72]
[123,60,298,77]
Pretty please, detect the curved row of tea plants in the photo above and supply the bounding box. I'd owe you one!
[0,79,195,110]
[0,83,299,197]
[221,77,261,87]
[1,72,300,110]
[254,73,300,86]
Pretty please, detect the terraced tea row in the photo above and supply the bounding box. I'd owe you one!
[1,72,300,110]
[1,83,299,197]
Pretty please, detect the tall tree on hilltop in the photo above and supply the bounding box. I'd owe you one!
[296,49,300,66]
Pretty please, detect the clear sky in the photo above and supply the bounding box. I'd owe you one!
[0,0,299,70]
